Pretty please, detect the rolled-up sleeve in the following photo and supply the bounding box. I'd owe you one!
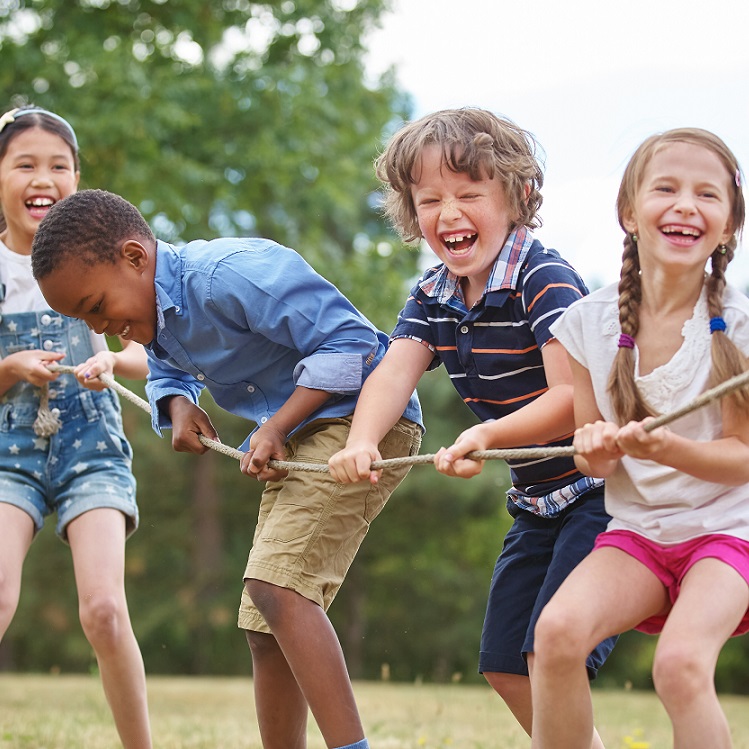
[145,354,205,435]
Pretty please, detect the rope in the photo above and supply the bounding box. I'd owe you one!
[47,364,749,474]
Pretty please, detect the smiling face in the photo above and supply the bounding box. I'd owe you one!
[411,144,519,305]
[36,240,158,345]
[623,141,734,277]
[0,126,79,254]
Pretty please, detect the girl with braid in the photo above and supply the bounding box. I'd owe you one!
[530,128,749,749]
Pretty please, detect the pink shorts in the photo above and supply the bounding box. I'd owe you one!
[594,530,749,636]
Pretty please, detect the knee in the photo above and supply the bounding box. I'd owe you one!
[533,604,590,668]
[245,629,281,661]
[79,592,125,648]
[484,671,528,702]
[652,642,712,704]
[245,579,293,628]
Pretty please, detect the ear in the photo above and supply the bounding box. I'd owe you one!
[120,239,150,271]
[522,181,531,203]
[621,210,637,235]
[719,222,734,246]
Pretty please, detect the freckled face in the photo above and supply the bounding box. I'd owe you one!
[410,145,517,299]
[37,249,157,345]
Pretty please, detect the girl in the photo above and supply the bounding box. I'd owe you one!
[0,106,151,748]
[531,128,749,749]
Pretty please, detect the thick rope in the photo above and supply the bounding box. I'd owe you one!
[48,364,749,474]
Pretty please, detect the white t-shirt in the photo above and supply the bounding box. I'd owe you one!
[551,281,749,544]
[0,239,106,353]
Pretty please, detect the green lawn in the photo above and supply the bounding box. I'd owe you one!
[1,674,749,748]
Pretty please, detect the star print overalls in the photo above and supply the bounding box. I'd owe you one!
[0,308,137,540]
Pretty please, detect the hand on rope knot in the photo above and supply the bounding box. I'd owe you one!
[46,364,749,474]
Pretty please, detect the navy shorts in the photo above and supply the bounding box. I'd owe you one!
[479,486,616,679]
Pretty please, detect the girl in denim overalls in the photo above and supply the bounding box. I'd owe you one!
[0,106,152,748]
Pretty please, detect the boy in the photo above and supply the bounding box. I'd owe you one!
[31,188,422,749]
[328,108,615,745]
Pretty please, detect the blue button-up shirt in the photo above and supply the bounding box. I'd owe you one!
[145,238,422,448]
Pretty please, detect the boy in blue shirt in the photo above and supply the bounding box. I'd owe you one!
[328,108,615,746]
[31,188,422,749]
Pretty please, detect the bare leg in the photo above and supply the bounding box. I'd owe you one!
[68,509,152,749]
[485,663,605,747]
[246,579,364,749]
[653,559,749,749]
[531,548,668,749]
[0,504,35,638]
[246,630,308,749]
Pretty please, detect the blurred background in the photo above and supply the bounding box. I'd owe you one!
[1,0,748,694]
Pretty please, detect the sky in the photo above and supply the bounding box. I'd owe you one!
[364,0,749,289]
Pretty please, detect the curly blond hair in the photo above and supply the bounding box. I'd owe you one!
[375,108,544,243]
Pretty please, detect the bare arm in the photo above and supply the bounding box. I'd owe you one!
[615,399,749,485]
[0,349,64,395]
[328,338,431,484]
[435,339,577,478]
[240,385,332,481]
[73,339,149,390]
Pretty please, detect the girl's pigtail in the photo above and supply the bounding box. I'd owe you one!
[706,241,749,413]
[607,234,656,424]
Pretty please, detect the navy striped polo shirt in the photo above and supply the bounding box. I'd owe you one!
[392,228,593,510]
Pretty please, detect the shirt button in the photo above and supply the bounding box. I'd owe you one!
[50,408,61,417]
[41,314,52,325]
[48,389,57,399]
[247,385,255,393]
[196,374,205,381]
[260,417,268,423]
[460,325,469,334]
[175,306,181,312]
[43,340,54,350]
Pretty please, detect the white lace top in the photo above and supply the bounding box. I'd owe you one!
[551,281,749,544]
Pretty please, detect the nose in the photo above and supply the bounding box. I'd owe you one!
[85,318,107,335]
[439,198,462,221]
[673,191,697,215]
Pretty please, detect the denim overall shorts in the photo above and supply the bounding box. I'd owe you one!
[0,309,138,539]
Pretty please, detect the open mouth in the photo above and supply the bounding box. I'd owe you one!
[25,196,55,219]
[442,232,477,255]
[660,225,702,244]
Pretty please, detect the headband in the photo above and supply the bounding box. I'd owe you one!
[0,107,78,149]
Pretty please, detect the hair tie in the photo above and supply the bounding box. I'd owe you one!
[710,317,727,334]
[618,333,635,349]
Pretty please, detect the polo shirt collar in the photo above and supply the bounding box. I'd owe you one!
[418,226,534,305]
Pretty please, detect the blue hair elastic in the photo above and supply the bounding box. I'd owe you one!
[0,107,78,149]
[710,316,727,334]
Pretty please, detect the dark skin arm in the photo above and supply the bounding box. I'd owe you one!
[163,387,331,482]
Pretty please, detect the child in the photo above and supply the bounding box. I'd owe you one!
[31,187,423,749]
[0,107,151,747]
[530,128,749,749]
[328,107,616,744]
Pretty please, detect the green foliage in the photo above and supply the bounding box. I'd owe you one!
[3,0,749,693]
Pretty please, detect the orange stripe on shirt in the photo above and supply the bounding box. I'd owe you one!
[527,283,583,313]
[472,344,538,355]
[464,386,548,406]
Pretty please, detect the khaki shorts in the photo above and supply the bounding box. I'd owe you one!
[238,415,421,632]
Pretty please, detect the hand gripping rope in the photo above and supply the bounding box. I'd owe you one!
[43,364,749,474]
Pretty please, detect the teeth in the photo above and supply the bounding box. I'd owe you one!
[663,226,700,237]
[444,233,476,244]
[27,198,54,207]
[121,325,130,337]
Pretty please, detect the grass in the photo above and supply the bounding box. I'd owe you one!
[2,674,749,748]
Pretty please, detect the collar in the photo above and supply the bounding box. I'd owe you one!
[153,240,183,330]
[418,226,534,306]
